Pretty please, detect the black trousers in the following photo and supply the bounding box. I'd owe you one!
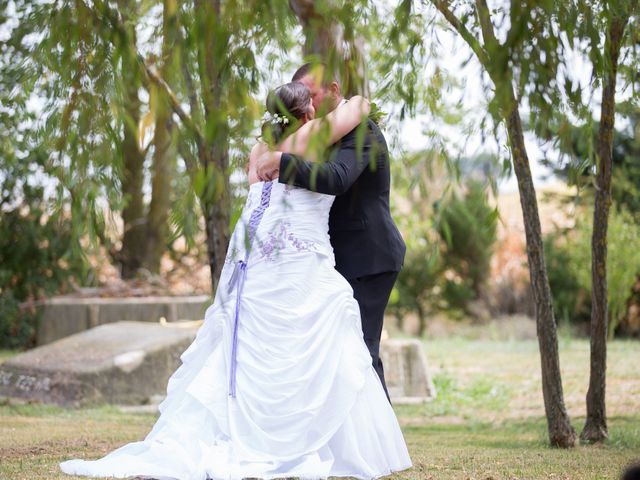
[347,270,399,404]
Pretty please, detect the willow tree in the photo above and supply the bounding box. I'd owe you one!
[83,0,292,290]
[7,0,292,291]
[3,0,181,279]
[427,0,577,447]
[533,0,638,443]
[551,0,638,443]
[581,1,633,444]
[2,0,125,268]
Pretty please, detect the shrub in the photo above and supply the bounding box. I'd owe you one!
[544,231,590,326]
[544,207,640,336]
[390,152,500,330]
[391,236,442,335]
[0,191,90,349]
[435,180,498,311]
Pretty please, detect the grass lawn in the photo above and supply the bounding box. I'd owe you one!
[1,337,639,479]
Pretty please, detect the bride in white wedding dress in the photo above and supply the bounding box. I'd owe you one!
[59,81,412,480]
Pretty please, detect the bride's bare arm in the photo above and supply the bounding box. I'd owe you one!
[247,143,269,184]
[248,96,370,182]
[277,96,370,158]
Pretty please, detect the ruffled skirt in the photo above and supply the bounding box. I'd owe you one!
[59,251,412,479]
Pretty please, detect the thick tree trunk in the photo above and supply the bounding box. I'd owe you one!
[120,101,146,279]
[144,0,178,273]
[505,95,577,448]
[581,15,628,444]
[289,0,341,58]
[145,95,173,273]
[197,0,231,292]
[118,0,146,279]
[288,0,368,96]
[343,35,369,97]
[203,147,231,293]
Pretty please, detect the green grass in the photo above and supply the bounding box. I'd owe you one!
[1,338,639,479]
[396,415,640,479]
[0,348,19,363]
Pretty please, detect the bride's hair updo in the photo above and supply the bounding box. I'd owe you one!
[261,82,312,145]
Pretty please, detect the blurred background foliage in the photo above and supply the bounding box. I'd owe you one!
[545,206,640,338]
[0,185,89,348]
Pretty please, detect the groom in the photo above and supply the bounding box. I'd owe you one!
[256,63,406,402]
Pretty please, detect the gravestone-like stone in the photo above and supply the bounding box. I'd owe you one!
[0,321,200,407]
[380,339,436,403]
[1,321,435,407]
[36,295,211,345]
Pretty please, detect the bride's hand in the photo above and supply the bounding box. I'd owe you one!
[256,151,282,181]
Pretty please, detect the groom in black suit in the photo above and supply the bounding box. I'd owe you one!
[256,63,406,402]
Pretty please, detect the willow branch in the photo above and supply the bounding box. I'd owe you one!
[85,0,205,151]
[430,0,490,67]
[143,62,203,150]
[169,116,199,183]
[473,0,514,96]
[474,0,500,53]
[178,24,202,135]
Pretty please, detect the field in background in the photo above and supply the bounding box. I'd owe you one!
[1,337,639,479]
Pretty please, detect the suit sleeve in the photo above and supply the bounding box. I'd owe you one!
[278,129,371,196]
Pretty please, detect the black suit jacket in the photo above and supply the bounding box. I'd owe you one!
[278,118,406,280]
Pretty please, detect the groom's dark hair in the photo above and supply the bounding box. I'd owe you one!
[292,62,315,82]
[292,62,338,86]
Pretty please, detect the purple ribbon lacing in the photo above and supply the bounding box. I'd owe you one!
[227,181,273,398]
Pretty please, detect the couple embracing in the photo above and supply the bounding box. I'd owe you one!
[60,62,412,480]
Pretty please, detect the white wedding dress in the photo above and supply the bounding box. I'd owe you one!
[59,181,412,480]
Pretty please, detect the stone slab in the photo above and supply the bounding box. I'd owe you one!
[2,321,435,407]
[380,339,436,402]
[0,321,199,407]
[36,295,211,345]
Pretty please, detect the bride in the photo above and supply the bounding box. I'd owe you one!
[59,81,412,480]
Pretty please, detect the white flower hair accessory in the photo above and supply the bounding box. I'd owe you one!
[262,111,289,125]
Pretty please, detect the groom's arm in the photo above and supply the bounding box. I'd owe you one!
[278,131,371,195]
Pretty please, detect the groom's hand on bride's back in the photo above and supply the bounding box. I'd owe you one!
[256,151,282,181]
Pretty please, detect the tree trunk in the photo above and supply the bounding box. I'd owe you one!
[289,0,341,58]
[197,0,231,293]
[118,0,146,279]
[288,0,368,96]
[417,303,426,337]
[144,0,178,273]
[343,35,369,97]
[505,93,577,448]
[202,153,231,293]
[581,14,628,444]
[431,0,576,446]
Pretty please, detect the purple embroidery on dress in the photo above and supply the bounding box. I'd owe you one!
[257,221,319,261]
[227,181,273,398]
[288,231,317,253]
[257,222,287,261]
